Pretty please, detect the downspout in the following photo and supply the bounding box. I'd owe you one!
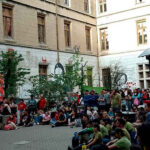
[55,0,60,63]
[96,0,101,87]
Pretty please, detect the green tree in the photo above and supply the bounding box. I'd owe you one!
[0,50,30,97]
[28,52,87,102]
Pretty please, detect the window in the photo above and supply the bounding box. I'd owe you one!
[137,20,147,45]
[102,68,111,90]
[38,14,45,43]
[39,64,48,79]
[64,0,70,6]
[85,26,91,51]
[138,64,150,88]
[64,21,71,47]
[84,0,89,13]
[66,65,73,75]
[3,4,13,38]
[99,0,107,13]
[100,28,109,51]
[87,67,93,87]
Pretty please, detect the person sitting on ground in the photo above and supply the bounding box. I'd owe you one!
[6,114,17,130]
[108,108,114,119]
[42,111,50,125]
[107,128,131,150]
[20,111,33,127]
[81,114,89,129]
[52,110,67,127]
[115,118,131,141]
[34,109,44,125]
[9,97,17,115]
[2,99,11,115]
[70,124,103,150]
[68,109,77,127]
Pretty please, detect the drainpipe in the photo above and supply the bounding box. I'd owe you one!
[55,0,60,63]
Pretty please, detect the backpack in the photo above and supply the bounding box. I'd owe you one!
[134,98,139,106]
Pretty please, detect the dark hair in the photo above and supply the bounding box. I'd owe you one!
[117,119,126,126]
[115,128,124,136]
[93,124,100,132]
[137,123,150,147]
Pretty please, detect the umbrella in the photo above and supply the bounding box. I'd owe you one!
[139,48,150,57]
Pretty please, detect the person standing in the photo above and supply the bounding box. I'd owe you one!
[110,90,121,112]
[38,95,47,111]
[27,95,37,114]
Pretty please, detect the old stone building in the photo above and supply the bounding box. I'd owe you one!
[0,0,100,98]
[0,0,150,98]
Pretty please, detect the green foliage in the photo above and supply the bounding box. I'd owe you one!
[28,75,66,102]
[28,52,87,102]
[0,50,30,97]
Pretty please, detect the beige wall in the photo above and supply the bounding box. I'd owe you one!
[0,0,97,55]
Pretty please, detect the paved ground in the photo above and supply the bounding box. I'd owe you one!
[0,126,81,150]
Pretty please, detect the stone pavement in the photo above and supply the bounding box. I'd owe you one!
[0,126,81,150]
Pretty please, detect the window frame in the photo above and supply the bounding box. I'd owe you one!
[37,14,46,44]
[87,66,93,87]
[136,19,147,45]
[100,28,109,51]
[99,0,107,14]
[64,0,70,6]
[64,20,71,48]
[2,4,13,39]
[84,0,89,13]
[39,64,48,79]
[85,26,91,51]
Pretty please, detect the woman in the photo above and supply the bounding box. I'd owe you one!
[6,114,17,130]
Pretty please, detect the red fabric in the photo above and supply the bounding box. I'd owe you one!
[18,102,26,111]
[4,125,11,131]
[7,116,16,124]
[0,78,4,102]
[55,113,59,121]
[39,97,47,109]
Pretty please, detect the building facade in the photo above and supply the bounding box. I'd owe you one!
[0,0,150,98]
[97,0,150,89]
[0,0,100,98]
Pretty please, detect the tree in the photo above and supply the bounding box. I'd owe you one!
[102,62,127,90]
[28,52,87,102]
[0,49,30,97]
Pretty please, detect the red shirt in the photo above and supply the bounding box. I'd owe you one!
[18,102,26,110]
[0,86,4,102]
[7,117,16,124]
[39,98,47,109]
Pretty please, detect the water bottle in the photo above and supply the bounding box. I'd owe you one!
[82,143,87,150]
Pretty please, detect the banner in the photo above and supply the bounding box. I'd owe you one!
[82,86,103,94]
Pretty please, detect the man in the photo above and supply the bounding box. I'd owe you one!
[27,95,37,114]
[38,95,47,110]
[115,119,131,141]
[111,90,121,112]
[107,128,131,150]
[98,90,106,111]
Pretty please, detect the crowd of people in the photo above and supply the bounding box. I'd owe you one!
[0,88,150,150]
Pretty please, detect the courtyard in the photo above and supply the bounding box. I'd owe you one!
[0,126,80,150]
